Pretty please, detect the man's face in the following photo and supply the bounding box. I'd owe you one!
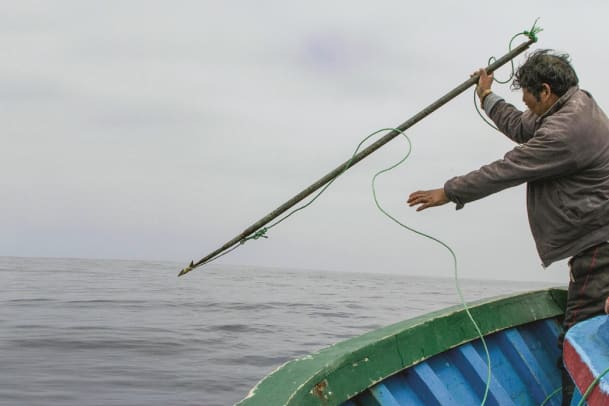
[522,84,557,117]
[522,88,545,116]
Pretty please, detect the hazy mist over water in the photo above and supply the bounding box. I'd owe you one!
[0,257,561,405]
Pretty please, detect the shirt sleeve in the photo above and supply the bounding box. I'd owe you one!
[483,95,537,144]
[444,124,578,209]
[483,92,503,114]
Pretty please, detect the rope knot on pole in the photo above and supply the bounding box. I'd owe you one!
[523,17,543,42]
[241,227,269,244]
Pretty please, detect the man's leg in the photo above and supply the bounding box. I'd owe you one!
[560,243,609,405]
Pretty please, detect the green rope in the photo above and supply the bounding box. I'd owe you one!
[524,17,544,43]
[474,18,543,131]
[542,358,609,405]
[540,386,561,406]
[519,363,609,406]
[262,137,364,230]
[191,125,494,406]
[241,227,269,242]
[370,128,492,405]
[203,124,495,404]
[576,364,609,406]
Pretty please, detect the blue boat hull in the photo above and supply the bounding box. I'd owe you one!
[343,318,563,406]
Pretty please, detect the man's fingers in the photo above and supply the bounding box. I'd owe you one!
[407,192,428,206]
[471,68,485,78]
[407,191,422,203]
[408,193,431,209]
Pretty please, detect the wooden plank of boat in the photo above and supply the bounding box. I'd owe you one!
[237,288,567,406]
[563,314,609,405]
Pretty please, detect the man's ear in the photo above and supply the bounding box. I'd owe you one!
[541,83,552,99]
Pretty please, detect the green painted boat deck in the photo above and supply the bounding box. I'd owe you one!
[237,288,567,406]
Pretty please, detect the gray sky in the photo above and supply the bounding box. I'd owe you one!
[4,1,609,282]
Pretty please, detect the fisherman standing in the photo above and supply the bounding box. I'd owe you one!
[407,49,609,405]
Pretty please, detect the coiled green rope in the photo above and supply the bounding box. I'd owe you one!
[474,18,543,130]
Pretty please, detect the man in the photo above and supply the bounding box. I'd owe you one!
[407,49,609,405]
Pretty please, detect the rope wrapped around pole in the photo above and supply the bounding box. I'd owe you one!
[179,36,538,277]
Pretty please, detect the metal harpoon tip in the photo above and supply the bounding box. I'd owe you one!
[178,261,195,277]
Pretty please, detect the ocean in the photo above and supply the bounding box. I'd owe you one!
[0,256,560,406]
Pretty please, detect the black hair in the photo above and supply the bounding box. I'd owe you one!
[512,49,579,100]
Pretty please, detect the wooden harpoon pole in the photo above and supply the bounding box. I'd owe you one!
[179,38,536,277]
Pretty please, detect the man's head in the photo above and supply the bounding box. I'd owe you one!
[512,49,579,116]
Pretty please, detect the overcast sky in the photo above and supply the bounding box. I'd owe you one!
[4,1,609,282]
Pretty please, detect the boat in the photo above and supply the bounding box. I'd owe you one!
[237,288,579,406]
[563,313,609,405]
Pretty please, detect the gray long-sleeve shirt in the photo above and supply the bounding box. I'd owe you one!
[444,87,609,266]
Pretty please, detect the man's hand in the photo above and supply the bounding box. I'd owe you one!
[474,68,494,100]
[407,188,449,211]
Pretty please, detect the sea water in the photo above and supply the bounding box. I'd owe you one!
[0,256,559,406]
